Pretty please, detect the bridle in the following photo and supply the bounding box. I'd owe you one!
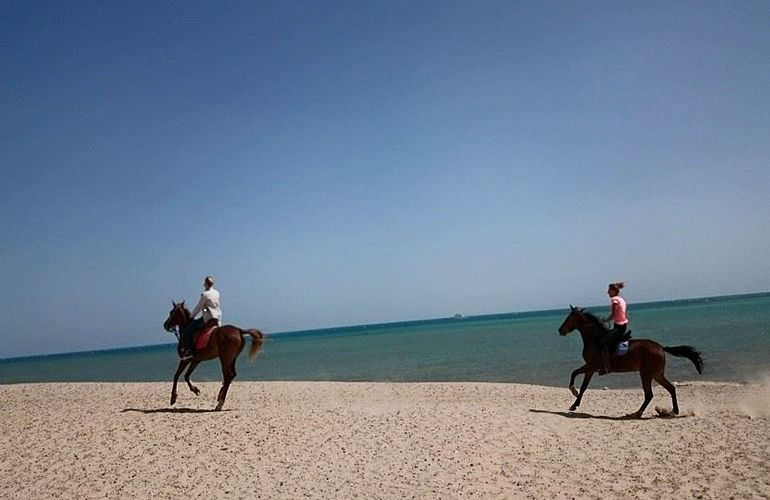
[166,305,185,341]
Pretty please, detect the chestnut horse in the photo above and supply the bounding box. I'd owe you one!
[163,301,264,411]
[558,306,703,418]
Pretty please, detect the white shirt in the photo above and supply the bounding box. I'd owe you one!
[190,288,222,324]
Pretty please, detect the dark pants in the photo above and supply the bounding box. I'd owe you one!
[599,323,628,354]
[181,318,204,351]
[599,323,628,373]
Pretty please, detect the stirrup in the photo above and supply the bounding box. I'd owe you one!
[180,350,193,361]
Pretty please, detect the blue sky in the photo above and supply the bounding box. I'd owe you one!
[2,1,769,357]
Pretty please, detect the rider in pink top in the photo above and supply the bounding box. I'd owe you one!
[599,282,630,375]
[610,294,628,325]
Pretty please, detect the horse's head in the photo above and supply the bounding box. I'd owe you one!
[558,305,587,336]
[163,301,189,333]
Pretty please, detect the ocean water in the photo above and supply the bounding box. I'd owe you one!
[1,293,768,388]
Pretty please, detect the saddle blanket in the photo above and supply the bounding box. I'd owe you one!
[615,341,630,356]
[195,322,218,350]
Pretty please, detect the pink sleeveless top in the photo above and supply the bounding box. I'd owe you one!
[611,296,629,325]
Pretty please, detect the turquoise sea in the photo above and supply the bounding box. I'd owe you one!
[1,293,768,388]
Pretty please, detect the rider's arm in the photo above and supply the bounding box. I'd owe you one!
[605,300,618,323]
[189,293,205,319]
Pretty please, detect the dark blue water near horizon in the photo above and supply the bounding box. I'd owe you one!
[1,292,768,388]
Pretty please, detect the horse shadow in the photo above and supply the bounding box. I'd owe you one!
[528,408,651,420]
[121,407,233,414]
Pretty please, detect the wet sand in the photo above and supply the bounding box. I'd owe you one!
[1,381,768,499]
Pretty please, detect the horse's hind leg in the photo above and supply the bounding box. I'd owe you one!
[185,361,201,396]
[632,372,654,418]
[215,357,236,411]
[654,374,679,415]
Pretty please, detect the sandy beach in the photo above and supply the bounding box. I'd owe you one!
[1,380,768,499]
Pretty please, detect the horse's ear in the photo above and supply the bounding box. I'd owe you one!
[172,301,177,307]
[569,304,575,311]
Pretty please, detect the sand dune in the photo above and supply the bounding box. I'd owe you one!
[1,381,768,499]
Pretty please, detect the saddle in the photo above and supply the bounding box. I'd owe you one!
[611,330,632,356]
[194,319,219,351]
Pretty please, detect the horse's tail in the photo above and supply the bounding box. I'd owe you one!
[242,329,265,361]
[663,345,703,374]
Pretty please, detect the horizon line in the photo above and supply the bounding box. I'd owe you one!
[2,290,767,362]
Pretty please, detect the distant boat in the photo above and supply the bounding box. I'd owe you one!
[452,313,463,319]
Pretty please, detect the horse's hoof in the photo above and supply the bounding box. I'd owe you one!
[191,387,200,396]
[170,395,177,406]
[214,404,223,412]
[569,405,578,412]
[569,387,579,397]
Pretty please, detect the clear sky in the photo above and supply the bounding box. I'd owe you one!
[2,1,769,358]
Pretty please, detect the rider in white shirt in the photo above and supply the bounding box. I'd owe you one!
[180,276,222,360]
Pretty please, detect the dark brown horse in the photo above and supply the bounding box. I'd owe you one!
[558,306,703,418]
[163,301,264,411]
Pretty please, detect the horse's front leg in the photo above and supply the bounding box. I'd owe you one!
[185,361,201,396]
[570,369,595,411]
[568,365,587,397]
[171,359,189,405]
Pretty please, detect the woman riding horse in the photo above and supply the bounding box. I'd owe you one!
[559,305,703,418]
[599,281,630,374]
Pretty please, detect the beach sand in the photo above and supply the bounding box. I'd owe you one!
[1,380,768,499]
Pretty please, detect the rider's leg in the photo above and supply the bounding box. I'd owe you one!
[180,318,202,358]
[598,332,612,375]
[604,323,628,374]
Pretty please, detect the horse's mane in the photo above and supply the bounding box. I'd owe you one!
[579,310,609,332]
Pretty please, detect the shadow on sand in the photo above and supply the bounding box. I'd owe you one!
[121,407,233,414]
[528,408,648,421]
